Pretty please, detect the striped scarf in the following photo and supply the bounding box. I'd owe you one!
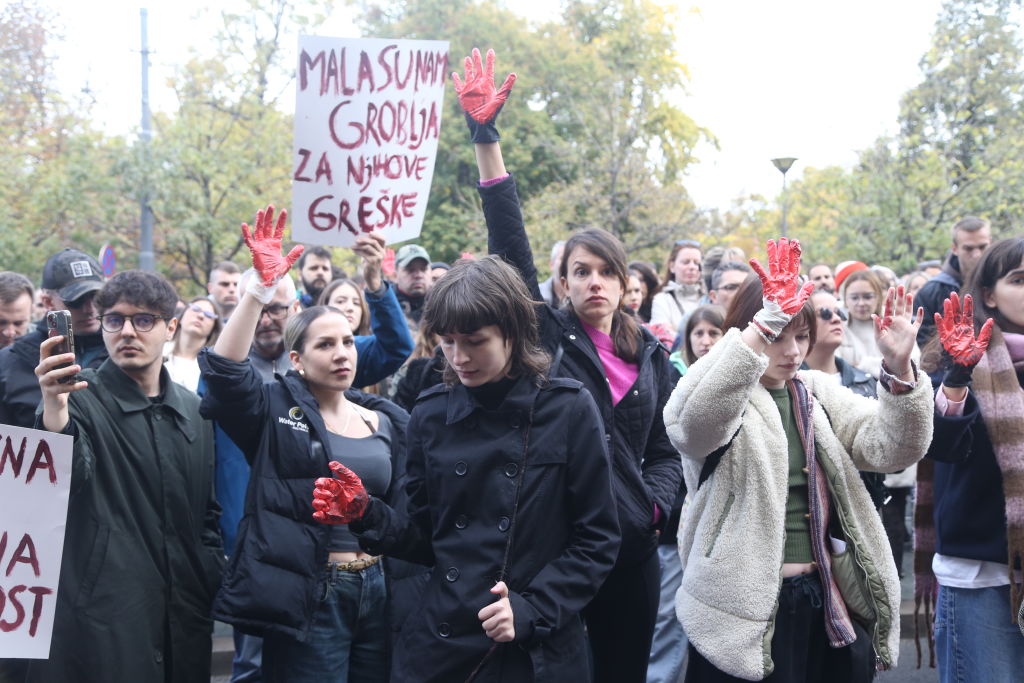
[789,377,858,648]
[914,326,1024,667]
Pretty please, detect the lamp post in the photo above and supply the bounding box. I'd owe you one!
[771,157,797,238]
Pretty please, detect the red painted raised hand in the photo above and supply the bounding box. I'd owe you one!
[312,461,369,525]
[748,238,814,315]
[241,205,303,287]
[452,48,516,125]
[936,292,993,367]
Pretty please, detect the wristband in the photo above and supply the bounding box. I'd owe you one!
[750,320,776,344]
[752,299,793,338]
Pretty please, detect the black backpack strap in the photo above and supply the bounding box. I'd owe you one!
[549,343,564,375]
[698,420,742,490]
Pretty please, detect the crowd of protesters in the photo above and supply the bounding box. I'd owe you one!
[0,47,1022,683]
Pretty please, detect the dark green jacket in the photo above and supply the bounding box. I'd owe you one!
[23,360,223,683]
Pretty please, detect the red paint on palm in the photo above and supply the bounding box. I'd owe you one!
[311,461,369,524]
[451,48,517,124]
[241,205,304,286]
[935,292,993,367]
[748,237,814,314]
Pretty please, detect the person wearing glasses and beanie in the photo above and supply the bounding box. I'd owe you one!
[25,269,224,683]
[651,240,705,331]
[0,248,108,428]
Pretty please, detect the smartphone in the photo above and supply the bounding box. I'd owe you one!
[46,310,76,384]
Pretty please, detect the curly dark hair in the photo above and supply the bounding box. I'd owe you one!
[95,270,178,318]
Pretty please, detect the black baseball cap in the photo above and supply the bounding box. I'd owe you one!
[41,249,104,303]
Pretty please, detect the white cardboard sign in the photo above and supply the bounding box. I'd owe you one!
[292,36,450,247]
[0,424,72,659]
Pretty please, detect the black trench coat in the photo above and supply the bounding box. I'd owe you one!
[353,375,621,682]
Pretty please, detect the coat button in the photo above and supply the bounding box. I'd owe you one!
[445,567,460,582]
[633,389,639,396]
[438,622,451,638]
[154,412,163,421]
[569,334,577,340]
[510,414,520,429]
[498,516,510,532]
[504,463,519,477]
[455,461,468,476]
[605,433,611,442]
[154,650,164,663]
[455,515,468,529]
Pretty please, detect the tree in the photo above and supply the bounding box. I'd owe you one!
[354,0,712,273]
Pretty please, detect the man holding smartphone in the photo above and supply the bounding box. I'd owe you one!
[26,269,222,683]
[0,248,108,427]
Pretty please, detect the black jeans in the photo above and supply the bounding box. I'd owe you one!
[583,549,661,683]
[684,572,876,682]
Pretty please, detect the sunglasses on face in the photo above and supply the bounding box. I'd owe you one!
[189,303,218,320]
[675,239,701,249]
[818,307,848,323]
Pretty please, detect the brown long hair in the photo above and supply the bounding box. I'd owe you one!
[422,256,550,385]
[317,278,371,335]
[683,305,726,366]
[560,228,641,363]
[724,274,817,350]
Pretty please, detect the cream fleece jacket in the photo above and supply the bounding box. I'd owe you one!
[663,327,933,680]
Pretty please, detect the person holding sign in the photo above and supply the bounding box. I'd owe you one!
[198,206,416,683]
[29,270,223,683]
[458,48,682,682]
[312,255,620,682]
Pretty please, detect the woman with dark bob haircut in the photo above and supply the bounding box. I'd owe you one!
[313,255,620,682]
[427,48,681,682]
[664,238,934,681]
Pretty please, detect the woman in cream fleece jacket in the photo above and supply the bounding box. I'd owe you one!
[664,240,934,681]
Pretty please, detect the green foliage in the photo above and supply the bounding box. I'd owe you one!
[781,0,1024,273]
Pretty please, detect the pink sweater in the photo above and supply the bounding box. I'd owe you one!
[581,321,639,405]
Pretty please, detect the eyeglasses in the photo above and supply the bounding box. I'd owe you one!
[847,293,877,303]
[189,303,218,320]
[260,304,291,320]
[98,312,167,333]
[675,239,701,249]
[818,307,848,323]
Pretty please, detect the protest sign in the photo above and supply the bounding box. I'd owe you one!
[292,36,449,247]
[0,425,72,659]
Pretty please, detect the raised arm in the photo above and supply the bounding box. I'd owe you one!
[214,205,302,361]
[452,48,541,299]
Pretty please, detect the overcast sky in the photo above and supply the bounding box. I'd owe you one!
[45,0,946,212]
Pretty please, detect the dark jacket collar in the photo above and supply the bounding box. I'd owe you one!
[100,359,190,418]
[444,374,541,425]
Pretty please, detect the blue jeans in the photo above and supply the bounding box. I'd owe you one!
[231,630,262,682]
[935,583,1024,683]
[647,544,688,683]
[262,561,388,683]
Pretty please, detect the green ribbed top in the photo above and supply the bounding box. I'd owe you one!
[767,387,813,564]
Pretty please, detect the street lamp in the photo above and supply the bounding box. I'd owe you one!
[771,157,797,238]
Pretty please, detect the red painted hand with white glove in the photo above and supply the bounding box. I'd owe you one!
[241,204,303,303]
[747,238,815,342]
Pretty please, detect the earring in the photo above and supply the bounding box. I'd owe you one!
[299,369,305,377]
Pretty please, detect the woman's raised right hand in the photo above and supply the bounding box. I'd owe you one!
[241,205,304,287]
[747,238,814,340]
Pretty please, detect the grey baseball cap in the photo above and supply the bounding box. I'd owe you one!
[41,249,104,303]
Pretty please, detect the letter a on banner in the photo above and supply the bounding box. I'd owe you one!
[293,36,449,247]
